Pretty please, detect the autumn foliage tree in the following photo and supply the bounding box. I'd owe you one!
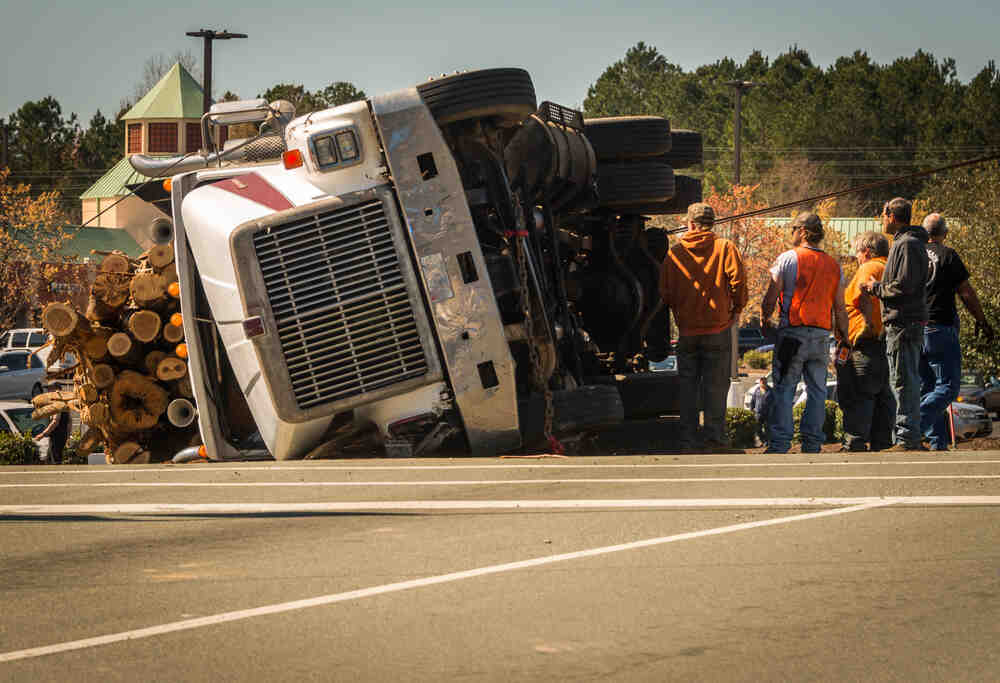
[702,184,786,326]
[0,168,74,328]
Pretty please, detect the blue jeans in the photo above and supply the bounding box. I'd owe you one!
[768,326,830,453]
[886,322,925,447]
[919,325,961,450]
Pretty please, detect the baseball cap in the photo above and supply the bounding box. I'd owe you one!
[686,203,715,225]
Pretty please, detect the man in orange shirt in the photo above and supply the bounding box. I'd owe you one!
[837,231,896,451]
[761,212,850,454]
[660,203,747,450]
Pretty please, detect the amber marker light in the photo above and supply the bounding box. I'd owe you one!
[176,343,188,359]
[170,313,183,327]
[198,445,208,459]
[162,177,172,193]
[168,282,181,298]
[283,149,304,169]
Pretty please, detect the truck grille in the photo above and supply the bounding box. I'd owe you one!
[253,199,428,409]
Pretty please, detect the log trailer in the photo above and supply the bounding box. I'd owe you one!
[125,67,704,461]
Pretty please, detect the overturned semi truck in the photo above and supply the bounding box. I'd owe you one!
[128,68,705,461]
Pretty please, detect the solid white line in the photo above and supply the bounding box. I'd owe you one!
[4,496,1000,516]
[4,474,1000,489]
[3,459,1000,475]
[0,500,893,663]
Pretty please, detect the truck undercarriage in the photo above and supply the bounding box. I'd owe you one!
[129,67,705,461]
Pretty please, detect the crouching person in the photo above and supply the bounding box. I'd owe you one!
[761,212,850,453]
[660,203,747,451]
[837,231,895,451]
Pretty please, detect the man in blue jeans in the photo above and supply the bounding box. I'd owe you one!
[919,213,994,450]
[861,198,930,451]
[761,213,850,453]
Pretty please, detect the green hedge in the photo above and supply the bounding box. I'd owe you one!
[726,407,758,448]
[63,431,88,465]
[743,350,772,369]
[792,400,844,444]
[0,432,41,465]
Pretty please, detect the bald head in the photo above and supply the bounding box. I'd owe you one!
[923,212,947,241]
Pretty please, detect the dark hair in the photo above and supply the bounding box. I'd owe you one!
[885,197,912,225]
[854,231,889,258]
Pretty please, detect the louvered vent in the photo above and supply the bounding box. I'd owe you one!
[253,199,428,409]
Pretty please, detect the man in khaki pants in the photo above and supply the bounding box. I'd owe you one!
[660,203,747,451]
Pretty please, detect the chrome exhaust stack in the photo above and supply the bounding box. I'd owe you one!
[128,99,296,178]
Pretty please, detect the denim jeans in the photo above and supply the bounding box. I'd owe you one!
[676,328,732,447]
[835,337,895,451]
[768,326,830,453]
[886,322,925,447]
[919,324,961,450]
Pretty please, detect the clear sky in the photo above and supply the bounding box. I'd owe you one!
[2,0,998,125]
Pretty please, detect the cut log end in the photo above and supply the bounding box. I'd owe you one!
[128,310,162,343]
[100,253,130,274]
[92,364,116,389]
[148,243,175,270]
[156,356,188,382]
[106,332,134,359]
[162,322,185,344]
[130,272,167,308]
[42,303,84,339]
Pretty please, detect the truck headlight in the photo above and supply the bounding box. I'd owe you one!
[336,131,358,161]
[313,136,338,167]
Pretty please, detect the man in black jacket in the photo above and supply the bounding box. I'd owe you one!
[860,197,930,451]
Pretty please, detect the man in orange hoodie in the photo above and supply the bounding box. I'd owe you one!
[660,203,748,450]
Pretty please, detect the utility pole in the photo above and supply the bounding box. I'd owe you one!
[186,29,248,114]
[723,79,761,405]
[725,80,760,185]
[1,118,8,169]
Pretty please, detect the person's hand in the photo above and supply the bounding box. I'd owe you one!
[859,277,877,295]
[976,320,996,341]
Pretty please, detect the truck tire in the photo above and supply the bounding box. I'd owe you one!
[416,68,537,126]
[662,129,703,169]
[518,384,625,446]
[636,175,703,215]
[583,116,671,160]
[596,160,675,213]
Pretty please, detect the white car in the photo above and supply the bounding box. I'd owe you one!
[0,329,48,352]
[0,400,50,461]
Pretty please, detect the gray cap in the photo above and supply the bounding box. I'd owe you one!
[686,203,715,225]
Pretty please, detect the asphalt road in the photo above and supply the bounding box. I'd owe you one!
[2,452,1000,681]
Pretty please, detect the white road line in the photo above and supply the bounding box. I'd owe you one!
[2,459,1000,475]
[3,496,1000,516]
[0,500,893,663]
[3,474,1000,489]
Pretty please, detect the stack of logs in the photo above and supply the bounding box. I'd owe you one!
[34,246,201,464]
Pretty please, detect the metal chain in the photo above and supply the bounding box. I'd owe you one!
[513,227,559,452]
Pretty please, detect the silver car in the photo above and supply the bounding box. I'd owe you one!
[0,350,46,400]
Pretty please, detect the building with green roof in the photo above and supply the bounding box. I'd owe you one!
[80,62,207,249]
